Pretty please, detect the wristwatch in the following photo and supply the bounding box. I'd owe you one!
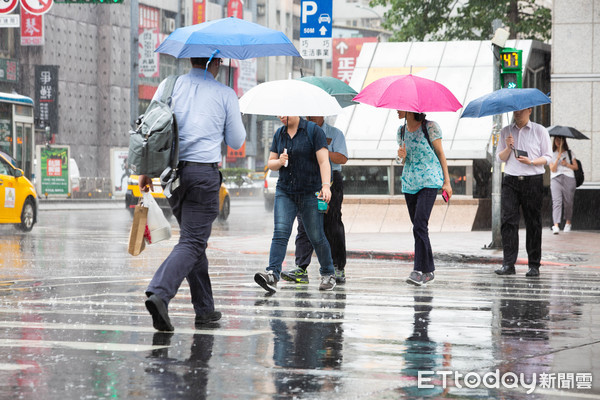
[530,161,534,166]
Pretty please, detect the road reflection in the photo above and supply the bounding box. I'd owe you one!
[269,291,345,395]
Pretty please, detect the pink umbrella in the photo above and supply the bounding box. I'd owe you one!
[352,74,462,112]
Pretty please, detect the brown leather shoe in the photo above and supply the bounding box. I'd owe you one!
[494,265,516,275]
[525,267,540,277]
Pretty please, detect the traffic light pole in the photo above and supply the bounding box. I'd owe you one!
[488,43,503,250]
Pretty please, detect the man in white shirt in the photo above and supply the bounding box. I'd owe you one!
[494,107,552,277]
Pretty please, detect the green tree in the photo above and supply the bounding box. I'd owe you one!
[370,0,551,42]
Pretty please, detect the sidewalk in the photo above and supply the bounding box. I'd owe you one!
[344,229,600,268]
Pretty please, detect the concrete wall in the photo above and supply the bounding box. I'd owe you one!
[552,0,600,183]
[341,196,484,233]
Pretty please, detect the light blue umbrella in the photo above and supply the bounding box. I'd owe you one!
[460,88,551,118]
[156,17,300,59]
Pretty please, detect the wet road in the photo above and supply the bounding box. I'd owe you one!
[0,200,599,399]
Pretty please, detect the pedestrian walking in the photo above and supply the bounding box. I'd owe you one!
[396,111,452,286]
[139,57,246,331]
[494,107,552,277]
[282,116,348,285]
[550,136,578,234]
[254,116,337,293]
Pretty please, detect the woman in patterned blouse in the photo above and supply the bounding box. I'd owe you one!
[396,111,452,287]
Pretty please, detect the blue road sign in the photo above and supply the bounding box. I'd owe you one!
[300,0,332,39]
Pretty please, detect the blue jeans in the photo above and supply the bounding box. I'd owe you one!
[268,189,334,280]
[146,163,220,316]
[405,188,437,273]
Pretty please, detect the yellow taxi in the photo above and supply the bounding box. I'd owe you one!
[0,151,38,231]
[125,175,231,221]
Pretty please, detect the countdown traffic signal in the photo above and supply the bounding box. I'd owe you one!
[500,48,522,89]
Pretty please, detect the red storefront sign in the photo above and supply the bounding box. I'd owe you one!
[193,0,206,24]
[227,0,243,18]
[332,37,377,84]
[20,8,43,46]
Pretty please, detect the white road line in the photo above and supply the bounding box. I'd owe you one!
[0,321,269,337]
[0,338,165,352]
[0,363,36,371]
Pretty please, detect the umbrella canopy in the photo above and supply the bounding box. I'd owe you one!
[461,88,551,118]
[352,74,462,112]
[298,76,358,108]
[547,125,590,140]
[239,80,342,117]
[156,17,300,59]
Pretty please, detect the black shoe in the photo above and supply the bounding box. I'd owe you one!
[195,311,222,326]
[525,267,540,277]
[494,265,516,275]
[145,294,174,332]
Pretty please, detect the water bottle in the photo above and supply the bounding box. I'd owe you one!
[315,192,328,213]
[396,139,404,165]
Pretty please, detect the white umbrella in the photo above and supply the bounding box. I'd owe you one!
[239,79,342,116]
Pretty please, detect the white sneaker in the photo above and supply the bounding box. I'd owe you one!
[563,224,572,233]
[552,225,559,235]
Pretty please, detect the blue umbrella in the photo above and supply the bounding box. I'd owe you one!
[156,17,300,59]
[460,88,551,118]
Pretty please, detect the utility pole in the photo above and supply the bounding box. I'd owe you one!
[130,0,139,126]
[488,20,505,249]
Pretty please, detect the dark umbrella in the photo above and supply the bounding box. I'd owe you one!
[547,125,590,140]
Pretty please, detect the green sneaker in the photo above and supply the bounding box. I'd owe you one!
[280,267,309,284]
[334,266,346,284]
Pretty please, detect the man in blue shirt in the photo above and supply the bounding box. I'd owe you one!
[139,57,246,331]
[282,116,348,284]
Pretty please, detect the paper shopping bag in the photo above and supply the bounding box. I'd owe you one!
[128,201,148,256]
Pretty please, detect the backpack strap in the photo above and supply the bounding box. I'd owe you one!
[160,75,179,106]
[400,119,433,150]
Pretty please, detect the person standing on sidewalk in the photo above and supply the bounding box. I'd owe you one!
[282,116,348,285]
[139,57,246,331]
[549,136,578,234]
[494,107,552,277]
[254,116,337,293]
[396,111,452,286]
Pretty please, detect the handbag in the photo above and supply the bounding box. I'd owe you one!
[143,192,172,244]
[128,199,148,256]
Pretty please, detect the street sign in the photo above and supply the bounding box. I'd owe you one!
[0,14,20,26]
[300,0,332,59]
[20,0,53,15]
[0,0,19,14]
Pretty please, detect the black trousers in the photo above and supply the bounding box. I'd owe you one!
[295,171,347,270]
[501,174,544,268]
[146,163,220,316]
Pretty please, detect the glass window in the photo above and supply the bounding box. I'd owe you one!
[448,166,466,195]
[15,105,33,117]
[393,165,403,194]
[0,158,12,176]
[342,166,389,195]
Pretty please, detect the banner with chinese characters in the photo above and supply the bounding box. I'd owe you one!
[20,8,43,46]
[227,0,242,18]
[139,28,160,78]
[139,5,160,79]
[34,65,59,136]
[37,145,70,196]
[0,58,18,83]
[193,0,205,24]
[332,37,377,84]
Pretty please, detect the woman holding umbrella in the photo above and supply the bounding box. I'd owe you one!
[550,136,578,234]
[397,111,452,286]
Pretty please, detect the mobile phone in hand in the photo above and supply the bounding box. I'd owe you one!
[442,190,449,203]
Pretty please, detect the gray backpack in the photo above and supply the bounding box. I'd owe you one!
[128,75,179,178]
